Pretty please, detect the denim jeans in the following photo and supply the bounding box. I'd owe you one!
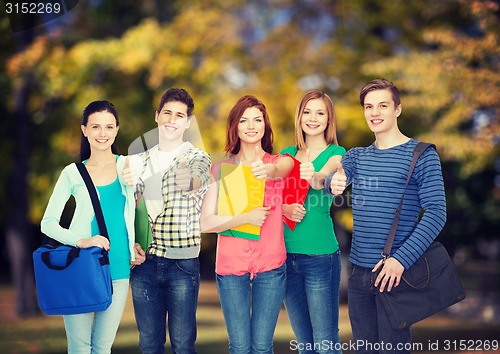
[63,278,129,354]
[283,252,342,354]
[216,263,286,354]
[131,255,200,354]
[348,264,411,354]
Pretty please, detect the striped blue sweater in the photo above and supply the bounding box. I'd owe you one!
[325,139,446,269]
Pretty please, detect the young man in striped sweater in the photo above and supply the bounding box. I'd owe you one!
[325,79,446,353]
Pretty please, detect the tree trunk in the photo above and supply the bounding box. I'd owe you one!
[6,18,39,317]
[6,79,39,317]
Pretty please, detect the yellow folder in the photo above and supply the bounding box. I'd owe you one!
[217,162,266,240]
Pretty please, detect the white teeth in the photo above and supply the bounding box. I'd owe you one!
[371,119,383,124]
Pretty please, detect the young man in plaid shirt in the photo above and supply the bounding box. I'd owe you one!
[124,88,211,354]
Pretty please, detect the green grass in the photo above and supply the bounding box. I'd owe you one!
[1,281,499,354]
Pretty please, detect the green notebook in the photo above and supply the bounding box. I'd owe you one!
[135,196,152,250]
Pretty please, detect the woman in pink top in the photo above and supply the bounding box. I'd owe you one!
[201,95,293,354]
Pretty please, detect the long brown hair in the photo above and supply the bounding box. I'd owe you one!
[224,95,274,155]
[295,90,338,150]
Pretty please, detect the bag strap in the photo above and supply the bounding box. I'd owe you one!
[75,162,109,240]
[382,142,435,258]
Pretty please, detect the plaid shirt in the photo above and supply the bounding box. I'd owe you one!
[136,144,211,257]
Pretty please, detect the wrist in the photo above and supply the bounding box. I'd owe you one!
[240,212,249,225]
[187,176,194,191]
[266,164,276,179]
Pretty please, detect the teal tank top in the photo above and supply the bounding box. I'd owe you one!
[90,177,131,280]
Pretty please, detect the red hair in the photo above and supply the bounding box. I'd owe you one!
[224,95,274,155]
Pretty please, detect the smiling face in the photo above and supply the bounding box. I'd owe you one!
[300,98,328,138]
[363,88,401,135]
[237,106,265,145]
[81,111,119,153]
[155,100,191,144]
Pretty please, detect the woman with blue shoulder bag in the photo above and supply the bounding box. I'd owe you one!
[40,100,144,353]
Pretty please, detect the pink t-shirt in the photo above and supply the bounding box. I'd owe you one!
[213,153,286,278]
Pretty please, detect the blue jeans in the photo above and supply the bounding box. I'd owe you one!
[283,252,342,354]
[348,264,411,354]
[216,263,286,354]
[131,255,200,354]
[63,278,129,354]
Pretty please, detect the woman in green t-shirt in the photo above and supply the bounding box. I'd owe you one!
[281,90,346,353]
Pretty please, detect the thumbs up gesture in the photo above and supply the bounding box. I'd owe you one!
[329,162,347,195]
[300,148,315,184]
[251,146,267,180]
[175,157,193,191]
[123,155,142,186]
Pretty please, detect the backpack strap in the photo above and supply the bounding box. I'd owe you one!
[382,142,435,258]
[75,162,109,240]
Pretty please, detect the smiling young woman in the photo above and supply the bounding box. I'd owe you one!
[200,95,293,354]
[41,100,138,353]
[281,90,346,354]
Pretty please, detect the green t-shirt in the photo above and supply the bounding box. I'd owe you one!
[280,144,346,254]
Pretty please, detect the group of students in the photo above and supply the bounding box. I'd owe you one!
[40,78,446,354]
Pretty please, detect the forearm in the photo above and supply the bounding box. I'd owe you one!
[191,153,212,190]
[394,149,447,269]
[266,156,293,180]
[41,218,81,246]
[393,205,446,269]
[309,172,327,190]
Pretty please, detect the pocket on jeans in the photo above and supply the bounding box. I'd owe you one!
[176,258,200,275]
[272,262,287,275]
[349,264,356,278]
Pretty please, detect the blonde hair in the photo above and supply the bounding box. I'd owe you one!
[294,90,338,150]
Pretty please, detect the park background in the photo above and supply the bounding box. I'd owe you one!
[0,0,499,353]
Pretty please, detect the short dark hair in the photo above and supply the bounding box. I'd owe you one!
[80,100,119,161]
[359,79,401,107]
[157,88,194,116]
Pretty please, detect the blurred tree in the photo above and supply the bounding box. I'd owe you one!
[358,0,500,245]
[3,0,183,317]
[3,0,499,315]
[2,11,41,316]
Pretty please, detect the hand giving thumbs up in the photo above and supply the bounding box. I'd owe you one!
[251,145,267,179]
[175,157,193,191]
[329,162,347,195]
[300,148,315,184]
